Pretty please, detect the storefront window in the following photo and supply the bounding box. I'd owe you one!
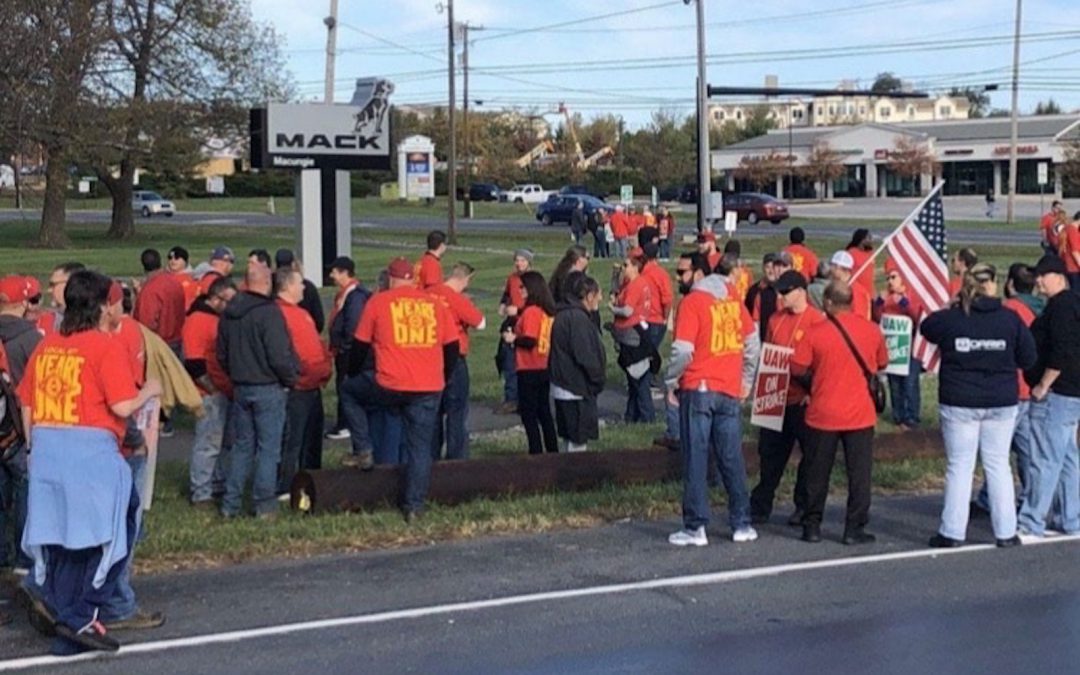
[941,161,994,196]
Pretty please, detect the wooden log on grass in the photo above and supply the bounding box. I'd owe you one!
[291,429,944,514]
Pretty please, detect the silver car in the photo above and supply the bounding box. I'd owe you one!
[132,190,176,217]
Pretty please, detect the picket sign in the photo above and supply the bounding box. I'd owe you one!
[750,343,793,432]
[133,396,162,510]
[881,315,913,376]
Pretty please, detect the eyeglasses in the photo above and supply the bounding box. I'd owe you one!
[676,268,692,276]
[886,274,900,280]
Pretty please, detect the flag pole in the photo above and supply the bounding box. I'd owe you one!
[852,181,946,281]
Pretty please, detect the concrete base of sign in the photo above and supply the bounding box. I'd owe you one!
[295,168,352,288]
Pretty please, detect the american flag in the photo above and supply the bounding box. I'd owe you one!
[885,184,948,372]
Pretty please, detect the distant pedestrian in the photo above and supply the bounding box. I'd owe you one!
[416,230,447,289]
[550,272,606,452]
[611,205,630,258]
[657,207,676,261]
[1058,211,1080,288]
[570,199,587,246]
[920,264,1036,548]
[783,227,819,283]
[549,245,590,304]
[1040,200,1065,254]
[505,271,558,454]
[985,188,996,218]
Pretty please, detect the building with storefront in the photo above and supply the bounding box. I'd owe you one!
[711,114,1080,200]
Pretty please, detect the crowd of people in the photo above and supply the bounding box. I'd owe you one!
[1,201,1079,654]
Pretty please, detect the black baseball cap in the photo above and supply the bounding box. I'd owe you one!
[275,248,296,269]
[330,256,355,275]
[775,270,808,294]
[1034,254,1067,277]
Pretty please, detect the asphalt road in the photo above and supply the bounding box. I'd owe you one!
[2,494,1077,674]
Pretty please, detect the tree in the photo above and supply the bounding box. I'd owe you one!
[1059,140,1080,195]
[871,72,903,94]
[622,111,695,189]
[734,151,787,192]
[1034,99,1063,115]
[887,137,935,193]
[577,114,620,156]
[947,86,991,118]
[800,142,845,201]
[85,0,291,239]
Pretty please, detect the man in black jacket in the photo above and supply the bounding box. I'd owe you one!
[217,264,299,519]
[1018,254,1080,539]
[570,199,588,246]
[275,249,325,332]
[550,272,606,452]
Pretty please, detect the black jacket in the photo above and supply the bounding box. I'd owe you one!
[1024,289,1080,397]
[330,283,370,353]
[570,208,587,235]
[549,299,606,398]
[0,314,42,385]
[216,291,299,387]
[921,297,1037,408]
[300,279,326,333]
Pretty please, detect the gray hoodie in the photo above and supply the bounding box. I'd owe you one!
[0,314,42,385]
[665,274,761,395]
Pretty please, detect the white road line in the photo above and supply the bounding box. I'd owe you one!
[2,534,1077,671]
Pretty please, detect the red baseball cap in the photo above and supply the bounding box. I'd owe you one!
[697,232,716,243]
[387,257,414,281]
[24,276,41,300]
[627,246,645,260]
[0,276,30,303]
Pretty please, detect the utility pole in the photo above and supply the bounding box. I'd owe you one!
[691,0,709,233]
[462,22,471,219]
[1006,0,1023,225]
[446,0,458,244]
[323,0,338,104]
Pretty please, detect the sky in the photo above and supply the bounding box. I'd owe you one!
[251,0,1080,129]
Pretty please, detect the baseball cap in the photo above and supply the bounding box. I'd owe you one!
[970,262,997,283]
[329,256,355,275]
[1034,254,1066,277]
[775,251,794,268]
[0,276,30,303]
[627,246,645,260]
[107,280,124,306]
[830,250,855,269]
[775,270,808,294]
[24,276,41,302]
[211,246,236,262]
[274,248,295,269]
[387,257,414,280]
[167,246,189,262]
[697,232,716,244]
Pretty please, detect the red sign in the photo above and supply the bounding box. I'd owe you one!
[993,145,1038,156]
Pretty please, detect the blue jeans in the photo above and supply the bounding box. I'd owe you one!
[659,238,671,260]
[434,359,470,460]
[370,408,403,465]
[1018,393,1080,535]
[190,392,227,503]
[341,372,402,464]
[977,399,1033,512]
[593,233,608,259]
[101,454,147,622]
[678,390,750,531]
[502,345,518,404]
[887,357,921,427]
[0,444,30,568]
[613,238,628,259]
[394,393,441,512]
[223,384,288,517]
[938,405,1018,541]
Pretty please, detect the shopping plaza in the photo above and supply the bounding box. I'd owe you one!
[712,114,1080,200]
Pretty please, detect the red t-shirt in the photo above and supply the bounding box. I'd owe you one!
[613,275,652,330]
[851,283,873,321]
[847,247,875,295]
[733,266,753,302]
[197,270,225,297]
[174,271,200,309]
[278,300,332,391]
[784,243,819,283]
[1063,225,1080,274]
[674,290,755,397]
[791,311,888,431]
[1041,212,1060,250]
[642,261,673,325]
[610,212,630,239]
[628,213,644,236]
[113,316,146,388]
[17,330,139,443]
[429,284,485,357]
[515,305,554,372]
[503,272,526,311]
[182,308,232,398]
[354,286,457,393]
[766,306,826,404]
[1004,297,1036,401]
[133,271,186,344]
[415,252,443,289]
[948,275,963,298]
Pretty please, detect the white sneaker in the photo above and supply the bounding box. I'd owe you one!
[325,428,351,440]
[668,526,708,547]
[732,526,759,543]
[1017,528,1043,545]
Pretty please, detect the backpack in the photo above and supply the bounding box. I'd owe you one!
[0,367,25,461]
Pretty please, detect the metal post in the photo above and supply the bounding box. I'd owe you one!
[323,0,338,104]
[693,0,708,233]
[1006,0,1023,225]
[445,3,458,243]
[462,22,471,219]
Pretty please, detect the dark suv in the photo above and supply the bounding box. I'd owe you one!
[535,194,613,227]
[468,182,502,202]
[558,184,607,200]
[724,192,790,225]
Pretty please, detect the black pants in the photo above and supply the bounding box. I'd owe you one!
[802,426,874,531]
[750,404,810,519]
[518,370,558,454]
[278,388,324,494]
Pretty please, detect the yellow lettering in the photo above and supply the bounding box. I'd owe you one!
[389,298,438,348]
[32,348,83,425]
[538,316,554,355]
[708,301,743,355]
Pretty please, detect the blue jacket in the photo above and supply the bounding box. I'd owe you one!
[330,283,370,353]
[920,297,1037,408]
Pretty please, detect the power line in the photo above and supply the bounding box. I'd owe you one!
[471,1,681,44]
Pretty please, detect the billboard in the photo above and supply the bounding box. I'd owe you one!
[251,78,394,171]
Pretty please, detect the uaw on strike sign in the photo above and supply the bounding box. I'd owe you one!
[751,343,793,432]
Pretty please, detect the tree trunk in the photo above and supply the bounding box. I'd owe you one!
[38,146,70,248]
[105,159,136,239]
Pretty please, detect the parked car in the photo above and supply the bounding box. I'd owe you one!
[132,190,176,217]
[657,185,682,202]
[724,192,789,225]
[535,194,613,227]
[558,184,608,200]
[678,183,698,204]
[500,184,552,204]
[468,182,502,202]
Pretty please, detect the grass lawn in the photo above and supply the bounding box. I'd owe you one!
[0,218,1042,571]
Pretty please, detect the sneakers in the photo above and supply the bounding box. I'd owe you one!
[732,526,759,543]
[341,451,374,471]
[1016,528,1043,545]
[786,509,805,527]
[56,615,119,652]
[668,526,708,547]
[324,428,351,440]
[842,529,877,546]
[102,609,166,631]
[928,533,963,548]
[996,535,1022,548]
